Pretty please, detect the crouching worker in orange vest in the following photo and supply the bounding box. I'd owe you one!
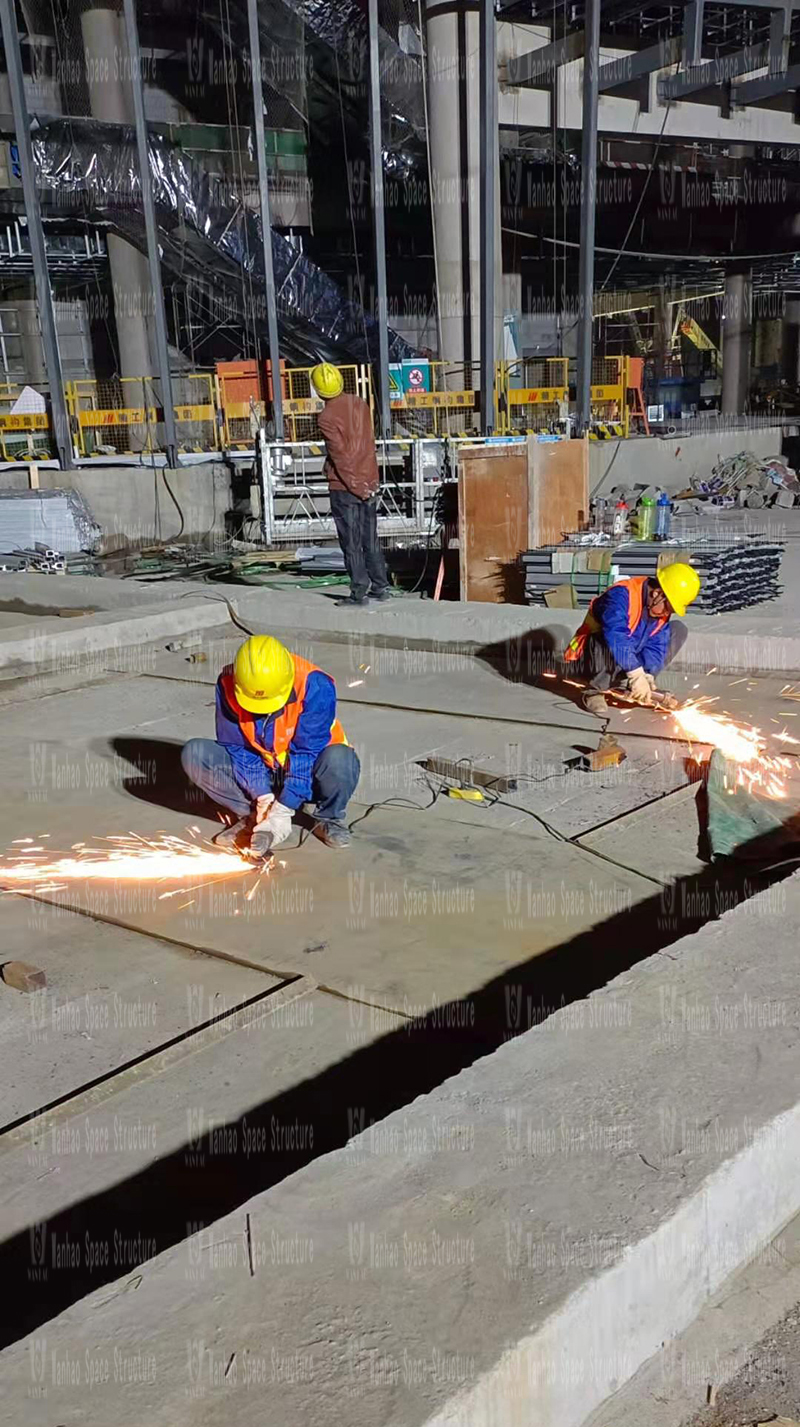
[563,563,700,717]
[181,635,360,855]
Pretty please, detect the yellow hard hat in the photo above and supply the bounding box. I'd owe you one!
[310,362,344,399]
[657,561,700,617]
[233,636,294,714]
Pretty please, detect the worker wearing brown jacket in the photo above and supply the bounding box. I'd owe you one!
[312,362,390,608]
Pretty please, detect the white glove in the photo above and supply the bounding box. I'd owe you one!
[644,672,657,690]
[627,667,653,704]
[253,797,293,849]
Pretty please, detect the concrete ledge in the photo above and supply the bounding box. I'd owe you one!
[4,870,799,1425]
[1,572,800,674]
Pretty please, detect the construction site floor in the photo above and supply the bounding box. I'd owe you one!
[1,619,800,1423]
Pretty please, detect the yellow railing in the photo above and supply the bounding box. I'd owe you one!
[389,361,480,438]
[0,382,55,462]
[0,353,652,465]
[66,375,219,456]
[588,356,626,437]
[499,358,569,433]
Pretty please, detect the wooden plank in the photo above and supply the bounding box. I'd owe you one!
[527,435,589,548]
[458,445,528,602]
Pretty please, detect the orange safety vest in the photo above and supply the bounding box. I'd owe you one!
[563,576,668,663]
[219,655,347,768]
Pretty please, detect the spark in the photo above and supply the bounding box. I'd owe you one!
[672,703,792,800]
[0,833,256,889]
[347,679,364,688]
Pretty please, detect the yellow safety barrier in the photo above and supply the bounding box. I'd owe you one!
[0,383,55,462]
[589,356,627,436]
[67,374,219,456]
[172,374,219,452]
[499,358,569,434]
[389,361,480,437]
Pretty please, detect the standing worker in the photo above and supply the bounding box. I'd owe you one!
[311,362,391,608]
[564,563,700,716]
[181,635,360,854]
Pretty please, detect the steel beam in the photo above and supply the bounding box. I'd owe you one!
[732,59,800,104]
[367,0,390,440]
[597,36,681,91]
[658,43,767,99]
[506,32,584,89]
[122,0,178,468]
[683,0,704,67]
[769,3,791,73]
[246,0,284,440]
[479,0,497,435]
[575,0,600,435]
[0,0,72,469]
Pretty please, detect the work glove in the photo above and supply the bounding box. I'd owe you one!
[250,796,293,854]
[627,667,653,704]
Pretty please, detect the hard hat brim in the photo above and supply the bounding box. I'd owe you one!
[234,678,293,715]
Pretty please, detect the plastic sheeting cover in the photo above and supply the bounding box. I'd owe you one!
[32,120,416,365]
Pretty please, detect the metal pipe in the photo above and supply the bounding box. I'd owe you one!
[479,0,497,434]
[0,0,72,468]
[368,0,391,439]
[122,0,178,468]
[246,0,284,440]
[575,0,601,435]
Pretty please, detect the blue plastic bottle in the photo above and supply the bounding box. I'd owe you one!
[656,490,671,540]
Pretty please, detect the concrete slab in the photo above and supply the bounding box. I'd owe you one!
[577,784,709,885]
[2,795,656,1016]
[0,894,280,1126]
[3,567,800,676]
[2,865,798,1426]
[0,983,397,1269]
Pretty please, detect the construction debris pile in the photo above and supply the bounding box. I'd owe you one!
[523,538,784,614]
[676,450,799,511]
[124,542,352,589]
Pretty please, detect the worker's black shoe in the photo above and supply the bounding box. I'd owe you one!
[582,690,609,718]
[312,820,351,849]
[368,588,392,602]
[335,594,368,608]
[213,816,249,847]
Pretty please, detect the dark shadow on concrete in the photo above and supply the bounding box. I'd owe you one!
[1,814,798,1346]
[107,736,220,820]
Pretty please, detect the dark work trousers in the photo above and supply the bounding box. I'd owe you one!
[582,620,688,691]
[329,488,389,601]
[181,739,361,826]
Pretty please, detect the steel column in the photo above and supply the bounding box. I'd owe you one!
[0,0,72,468]
[246,0,284,440]
[479,0,497,433]
[575,0,600,434]
[122,0,178,467]
[367,0,390,440]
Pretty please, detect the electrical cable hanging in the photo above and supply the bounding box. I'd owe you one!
[417,0,443,358]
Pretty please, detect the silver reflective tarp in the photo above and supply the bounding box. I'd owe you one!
[32,119,417,365]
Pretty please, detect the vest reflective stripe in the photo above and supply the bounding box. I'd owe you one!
[220,656,347,767]
[563,576,668,663]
